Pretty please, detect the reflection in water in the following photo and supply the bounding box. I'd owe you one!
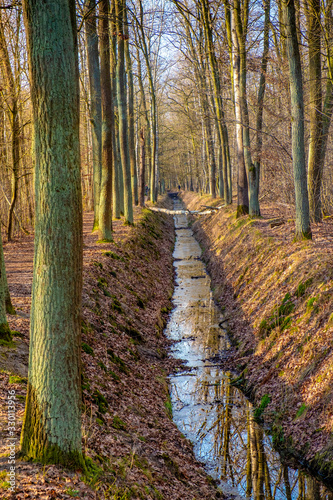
[166,201,333,500]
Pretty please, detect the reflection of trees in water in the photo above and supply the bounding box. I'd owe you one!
[194,368,332,499]
[172,271,332,499]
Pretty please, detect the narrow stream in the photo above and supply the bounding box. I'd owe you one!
[165,197,331,500]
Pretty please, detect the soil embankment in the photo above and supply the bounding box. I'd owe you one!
[182,191,333,487]
[0,199,222,499]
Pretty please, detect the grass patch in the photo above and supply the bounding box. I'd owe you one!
[295,278,313,298]
[254,394,271,422]
[259,293,295,337]
[82,343,94,356]
[112,416,127,431]
[295,403,308,419]
[107,349,128,374]
[92,390,109,414]
[9,375,27,384]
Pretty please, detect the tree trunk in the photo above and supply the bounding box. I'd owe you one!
[139,128,145,207]
[283,0,312,240]
[306,0,323,222]
[21,0,84,467]
[0,11,20,242]
[231,7,249,216]
[253,0,270,218]
[124,7,138,206]
[200,0,231,203]
[116,0,133,223]
[98,0,113,240]
[0,228,11,340]
[84,0,102,231]
[110,0,121,219]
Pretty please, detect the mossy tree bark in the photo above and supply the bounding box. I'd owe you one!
[124,7,138,206]
[98,0,113,240]
[21,0,84,468]
[110,0,122,219]
[306,0,323,222]
[116,0,133,222]
[139,128,145,207]
[283,0,312,240]
[0,229,11,340]
[84,0,102,231]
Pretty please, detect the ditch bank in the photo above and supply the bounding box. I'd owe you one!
[0,198,222,500]
[181,191,333,489]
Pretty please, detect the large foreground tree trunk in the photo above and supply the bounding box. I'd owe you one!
[21,0,84,467]
[283,0,312,240]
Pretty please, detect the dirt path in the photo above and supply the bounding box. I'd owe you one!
[4,212,137,336]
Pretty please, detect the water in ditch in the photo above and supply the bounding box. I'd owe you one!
[165,198,331,499]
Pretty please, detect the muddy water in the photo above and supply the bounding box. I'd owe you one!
[165,199,330,500]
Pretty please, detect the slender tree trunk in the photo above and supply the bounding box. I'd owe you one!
[253,0,270,217]
[110,0,121,219]
[139,127,145,207]
[0,229,11,340]
[306,0,323,222]
[0,12,20,242]
[234,0,257,215]
[21,0,84,467]
[84,0,102,231]
[231,7,249,216]
[124,7,138,205]
[283,0,312,239]
[98,0,113,240]
[200,0,231,202]
[319,7,333,187]
[116,0,133,223]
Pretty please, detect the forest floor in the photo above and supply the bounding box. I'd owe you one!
[0,198,223,500]
[181,191,333,488]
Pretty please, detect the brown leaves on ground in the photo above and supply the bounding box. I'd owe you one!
[182,191,333,472]
[0,198,222,500]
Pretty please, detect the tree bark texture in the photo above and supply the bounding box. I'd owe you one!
[306,0,323,222]
[116,0,133,222]
[84,0,102,231]
[98,0,113,240]
[283,0,312,239]
[124,7,138,205]
[21,0,84,467]
[231,7,249,216]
